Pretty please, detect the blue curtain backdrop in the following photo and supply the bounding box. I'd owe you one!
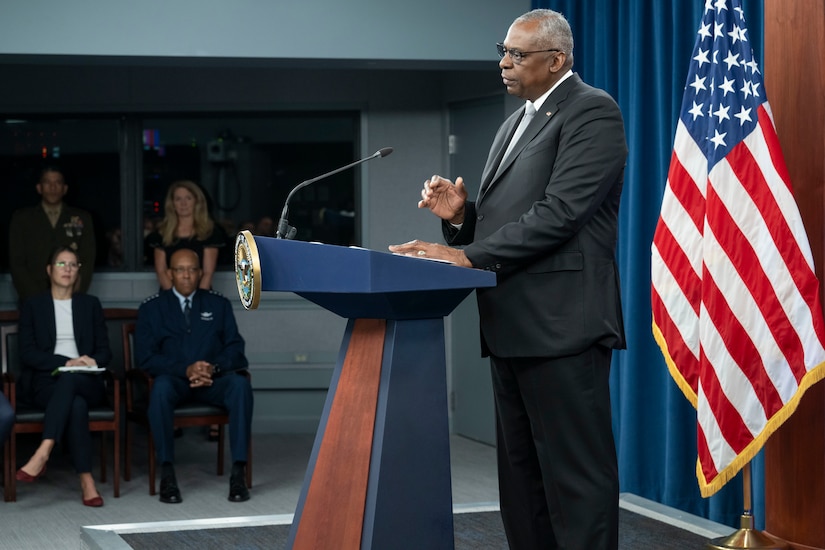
[532,0,765,528]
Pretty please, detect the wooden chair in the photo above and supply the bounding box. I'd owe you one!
[1,323,121,502]
[0,310,18,500]
[121,322,252,495]
[102,308,140,378]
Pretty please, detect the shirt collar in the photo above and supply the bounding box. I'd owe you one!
[171,287,196,309]
[527,69,573,113]
[41,202,62,215]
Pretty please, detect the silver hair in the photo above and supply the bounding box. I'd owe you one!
[515,9,574,64]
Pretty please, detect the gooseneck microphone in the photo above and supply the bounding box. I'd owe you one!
[275,147,394,239]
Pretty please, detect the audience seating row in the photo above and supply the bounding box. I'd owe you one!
[0,308,251,502]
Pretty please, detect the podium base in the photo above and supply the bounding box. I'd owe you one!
[288,318,455,550]
[706,515,789,550]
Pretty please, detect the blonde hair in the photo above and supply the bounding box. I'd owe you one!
[156,180,215,246]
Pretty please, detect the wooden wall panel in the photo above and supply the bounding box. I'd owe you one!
[764,1,825,548]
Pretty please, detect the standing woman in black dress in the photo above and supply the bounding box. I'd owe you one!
[16,246,111,507]
[146,180,224,291]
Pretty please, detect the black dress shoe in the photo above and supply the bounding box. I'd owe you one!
[159,471,183,504]
[228,465,250,502]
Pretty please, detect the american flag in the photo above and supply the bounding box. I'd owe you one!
[651,0,825,497]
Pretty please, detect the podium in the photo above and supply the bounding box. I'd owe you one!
[234,234,496,550]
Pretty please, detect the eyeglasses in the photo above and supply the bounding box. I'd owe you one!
[54,261,81,270]
[171,266,200,274]
[496,43,562,64]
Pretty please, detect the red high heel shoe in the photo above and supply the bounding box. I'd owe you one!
[16,464,47,482]
[82,495,104,507]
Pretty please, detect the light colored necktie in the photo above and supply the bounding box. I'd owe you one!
[502,103,536,160]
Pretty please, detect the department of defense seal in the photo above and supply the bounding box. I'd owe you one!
[234,230,261,310]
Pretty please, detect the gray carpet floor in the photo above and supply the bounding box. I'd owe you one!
[1,428,499,549]
[2,428,733,549]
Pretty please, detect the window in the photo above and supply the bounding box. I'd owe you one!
[1,112,360,276]
[0,118,121,271]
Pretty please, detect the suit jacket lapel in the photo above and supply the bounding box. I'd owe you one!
[479,105,552,202]
[478,75,579,204]
[494,109,545,176]
[478,108,523,202]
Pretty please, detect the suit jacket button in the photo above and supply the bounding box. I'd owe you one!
[477,214,484,221]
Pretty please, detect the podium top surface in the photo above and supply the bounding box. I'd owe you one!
[234,233,496,318]
[253,236,495,294]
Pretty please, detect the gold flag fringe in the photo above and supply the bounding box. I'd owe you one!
[652,320,825,497]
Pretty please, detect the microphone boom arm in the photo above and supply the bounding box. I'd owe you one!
[276,147,393,239]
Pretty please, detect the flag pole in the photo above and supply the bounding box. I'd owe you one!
[705,463,788,549]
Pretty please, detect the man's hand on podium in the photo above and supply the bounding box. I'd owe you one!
[389,240,472,267]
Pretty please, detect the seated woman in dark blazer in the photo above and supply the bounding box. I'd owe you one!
[16,246,111,507]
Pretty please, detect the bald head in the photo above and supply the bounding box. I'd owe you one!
[169,248,199,267]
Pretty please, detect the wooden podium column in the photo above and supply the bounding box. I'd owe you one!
[764,1,825,548]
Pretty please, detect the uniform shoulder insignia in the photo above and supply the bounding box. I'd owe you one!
[208,289,224,297]
[141,293,160,304]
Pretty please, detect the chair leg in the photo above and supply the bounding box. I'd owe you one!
[148,432,156,496]
[125,422,132,482]
[99,432,107,484]
[113,425,120,498]
[217,424,225,476]
[8,434,17,502]
[3,441,11,502]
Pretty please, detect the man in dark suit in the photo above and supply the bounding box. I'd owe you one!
[391,9,626,550]
[136,248,253,504]
[8,165,96,304]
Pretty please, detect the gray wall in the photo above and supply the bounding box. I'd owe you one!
[0,0,523,62]
[0,0,531,434]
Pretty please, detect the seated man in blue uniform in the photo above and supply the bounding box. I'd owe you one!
[136,247,253,504]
